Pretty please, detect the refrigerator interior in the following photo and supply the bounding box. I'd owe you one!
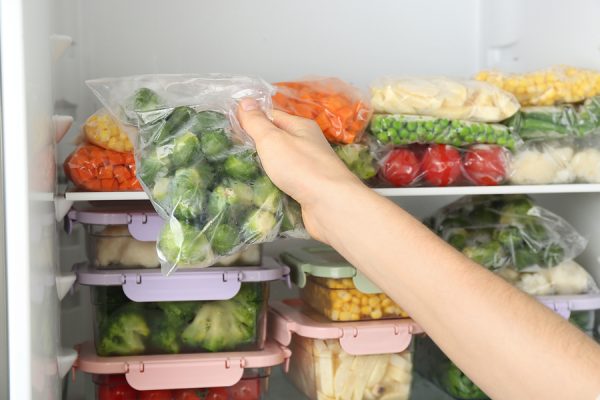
[3,0,600,399]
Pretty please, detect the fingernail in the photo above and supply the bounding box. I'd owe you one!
[240,98,259,112]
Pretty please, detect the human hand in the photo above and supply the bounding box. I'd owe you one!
[237,98,362,241]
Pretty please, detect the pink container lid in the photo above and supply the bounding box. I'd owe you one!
[66,207,163,241]
[269,299,423,356]
[75,340,291,391]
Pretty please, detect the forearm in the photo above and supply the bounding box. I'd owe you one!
[309,179,600,400]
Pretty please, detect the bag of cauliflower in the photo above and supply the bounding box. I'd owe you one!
[425,194,587,271]
[370,77,520,122]
[87,74,307,274]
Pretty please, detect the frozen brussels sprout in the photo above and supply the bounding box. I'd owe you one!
[155,106,195,143]
[152,177,171,206]
[207,180,253,220]
[139,148,171,184]
[131,88,163,112]
[224,151,260,181]
[253,176,282,213]
[242,209,278,242]
[280,198,304,234]
[171,131,201,168]
[209,223,240,255]
[190,110,229,133]
[158,221,212,266]
[200,129,232,161]
[172,162,215,194]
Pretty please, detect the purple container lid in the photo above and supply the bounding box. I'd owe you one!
[537,293,600,319]
[74,258,290,302]
[66,208,163,242]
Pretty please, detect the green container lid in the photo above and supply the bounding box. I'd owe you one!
[280,246,382,294]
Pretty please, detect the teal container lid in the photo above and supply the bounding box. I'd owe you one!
[280,246,382,294]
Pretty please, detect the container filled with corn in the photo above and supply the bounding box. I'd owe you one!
[475,65,600,106]
[84,109,134,152]
[280,246,409,321]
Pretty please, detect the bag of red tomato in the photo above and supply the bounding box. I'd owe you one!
[377,143,510,187]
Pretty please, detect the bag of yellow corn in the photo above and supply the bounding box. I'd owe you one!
[84,109,133,152]
[475,65,600,106]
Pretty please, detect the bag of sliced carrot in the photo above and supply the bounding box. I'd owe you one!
[64,143,142,191]
[272,77,372,144]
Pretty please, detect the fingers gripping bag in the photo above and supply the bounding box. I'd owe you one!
[370,77,520,122]
[87,74,307,274]
[425,195,587,271]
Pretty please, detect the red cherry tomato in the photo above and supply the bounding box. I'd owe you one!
[139,390,173,400]
[381,148,421,186]
[206,387,230,400]
[97,382,138,400]
[231,379,261,400]
[174,389,208,400]
[421,144,462,186]
[462,145,508,186]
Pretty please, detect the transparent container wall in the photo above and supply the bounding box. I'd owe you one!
[91,282,268,356]
[299,276,409,321]
[93,368,271,399]
[286,336,412,400]
[569,310,595,335]
[85,224,262,269]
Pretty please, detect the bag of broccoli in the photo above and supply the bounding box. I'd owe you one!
[425,194,587,271]
[87,74,307,274]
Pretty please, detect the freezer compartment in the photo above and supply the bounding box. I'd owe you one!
[287,336,412,400]
[91,282,268,356]
[93,369,270,399]
[300,276,408,321]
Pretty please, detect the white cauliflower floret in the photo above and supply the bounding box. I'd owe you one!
[547,260,595,295]
[570,148,600,183]
[95,225,159,268]
[509,146,575,184]
[516,271,553,295]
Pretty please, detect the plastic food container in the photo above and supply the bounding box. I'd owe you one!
[94,370,270,399]
[269,300,421,400]
[67,207,262,268]
[75,262,288,356]
[281,246,408,321]
[76,340,290,393]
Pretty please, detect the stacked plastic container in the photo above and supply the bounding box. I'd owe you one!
[274,246,420,400]
[67,206,290,399]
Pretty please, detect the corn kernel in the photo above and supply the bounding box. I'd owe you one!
[351,305,360,314]
[361,306,372,315]
[381,298,392,307]
[331,310,340,321]
[351,297,360,305]
[370,309,383,319]
[339,312,352,321]
[361,297,368,306]
[384,306,396,315]
[333,300,343,310]
[368,297,381,307]
[351,313,360,320]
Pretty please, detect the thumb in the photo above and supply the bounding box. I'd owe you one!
[237,98,280,143]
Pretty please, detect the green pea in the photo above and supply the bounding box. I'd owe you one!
[425,121,434,130]
[439,119,450,127]
[497,137,507,146]
[459,127,470,137]
[387,128,398,139]
[392,134,402,145]
[381,119,389,130]
[464,135,474,143]
[371,119,382,132]
[409,133,419,142]
[400,129,410,138]
[471,124,481,134]
[507,138,516,149]
[375,131,388,143]
[452,139,462,147]
[434,125,445,134]
[393,120,403,130]
[407,121,417,131]
[476,134,487,143]
[487,133,497,144]
[426,132,436,142]
[451,120,461,128]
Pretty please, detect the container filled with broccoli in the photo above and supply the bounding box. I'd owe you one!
[87,75,307,274]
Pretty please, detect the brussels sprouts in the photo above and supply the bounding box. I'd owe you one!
[158,221,212,266]
[156,106,195,143]
[207,180,253,220]
[242,209,278,242]
[190,111,229,133]
[209,224,240,255]
[224,151,259,181]
[171,131,200,168]
[152,177,171,207]
[139,148,171,184]
[172,163,215,195]
[131,88,162,112]
[200,129,231,160]
[253,176,282,213]
[173,190,207,221]
[281,198,304,234]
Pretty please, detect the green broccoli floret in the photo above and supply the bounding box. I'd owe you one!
[462,241,504,269]
[242,209,278,242]
[148,302,199,354]
[149,325,180,354]
[498,197,535,225]
[190,111,229,133]
[445,228,468,250]
[158,221,213,266]
[493,227,524,249]
[224,151,259,181]
[97,305,150,356]
[442,362,488,399]
[171,131,201,168]
[200,129,232,161]
[334,144,377,180]
[513,247,540,270]
[180,285,260,352]
[468,207,498,226]
[253,176,282,213]
[542,244,564,267]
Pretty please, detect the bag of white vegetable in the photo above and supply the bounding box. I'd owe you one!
[509,136,600,184]
[87,74,307,274]
[425,195,588,271]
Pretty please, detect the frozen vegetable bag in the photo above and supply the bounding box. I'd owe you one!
[87,75,307,273]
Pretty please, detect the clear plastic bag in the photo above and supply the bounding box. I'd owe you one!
[87,74,307,274]
[272,78,372,144]
[370,77,520,122]
[369,114,519,149]
[63,143,142,191]
[374,143,510,187]
[476,65,600,106]
[84,108,134,152]
[505,96,600,140]
[333,142,377,181]
[425,195,587,270]
[509,136,600,184]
